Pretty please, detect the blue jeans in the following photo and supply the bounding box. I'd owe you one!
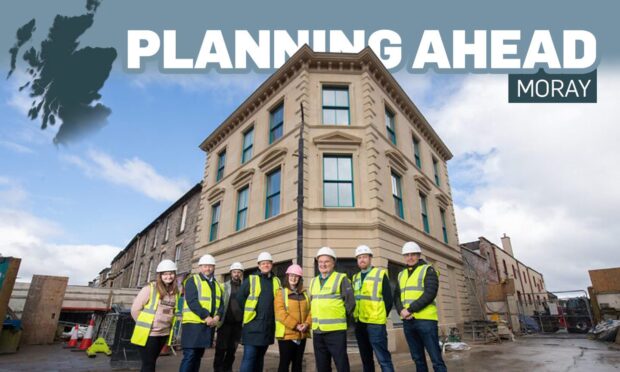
[402,319,447,372]
[179,347,205,372]
[239,344,269,372]
[355,322,395,372]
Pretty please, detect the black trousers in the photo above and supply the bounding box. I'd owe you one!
[138,335,167,372]
[213,322,242,372]
[313,331,350,372]
[277,339,307,372]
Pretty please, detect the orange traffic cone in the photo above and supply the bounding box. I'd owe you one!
[79,318,95,350]
[65,324,79,348]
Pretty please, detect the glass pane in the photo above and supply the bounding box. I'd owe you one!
[323,89,335,106]
[271,105,283,125]
[268,170,281,194]
[338,183,353,206]
[237,210,247,230]
[324,183,338,207]
[335,89,349,107]
[420,196,427,213]
[244,129,253,148]
[273,125,283,141]
[323,109,335,124]
[335,109,349,125]
[267,195,280,217]
[324,157,338,180]
[239,188,248,209]
[337,157,352,181]
[391,175,400,196]
[213,204,220,222]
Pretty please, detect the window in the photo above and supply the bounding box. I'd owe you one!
[265,168,281,218]
[440,208,448,243]
[164,217,170,242]
[420,193,430,233]
[209,203,221,242]
[413,136,422,168]
[142,233,148,255]
[391,173,404,219]
[433,157,440,186]
[236,186,249,230]
[385,108,396,144]
[523,272,527,283]
[502,260,508,277]
[513,265,517,279]
[136,264,143,286]
[242,127,254,163]
[179,204,188,233]
[323,155,354,207]
[152,225,159,249]
[174,244,181,265]
[146,258,153,282]
[269,103,284,144]
[322,86,350,125]
[216,150,226,181]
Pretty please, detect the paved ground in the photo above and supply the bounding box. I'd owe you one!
[1,334,618,371]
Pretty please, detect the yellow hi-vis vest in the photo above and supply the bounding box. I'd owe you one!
[243,274,282,325]
[398,264,439,321]
[353,267,388,325]
[275,288,310,339]
[309,272,347,332]
[130,282,179,346]
[182,274,223,324]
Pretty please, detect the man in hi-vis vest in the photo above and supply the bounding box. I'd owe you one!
[237,252,281,372]
[310,246,355,372]
[179,254,224,372]
[394,242,447,372]
[352,245,395,372]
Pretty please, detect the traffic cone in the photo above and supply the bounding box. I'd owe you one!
[79,318,95,350]
[64,324,79,348]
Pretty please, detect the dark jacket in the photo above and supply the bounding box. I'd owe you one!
[222,279,243,324]
[394,259,439,314]
[181,273,225,348]
[237,272,278,346]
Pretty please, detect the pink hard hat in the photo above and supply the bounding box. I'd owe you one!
[286,264,303,277]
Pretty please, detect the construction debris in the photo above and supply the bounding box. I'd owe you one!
[590,320,620,342]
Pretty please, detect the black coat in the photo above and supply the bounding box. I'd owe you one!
[236,272,277,346]
[181,274,224,349]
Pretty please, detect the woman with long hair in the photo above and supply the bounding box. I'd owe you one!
[274,264,312,372]
[131,259,180,372]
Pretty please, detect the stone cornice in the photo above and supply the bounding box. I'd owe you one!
[385,149,408,174]
[313,131,363,146]
[207,187,225,204]
[198,45,452,161]
[258,147,287,171]
[231,169,255,189]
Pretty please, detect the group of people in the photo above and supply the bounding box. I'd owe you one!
[130,241,447,372]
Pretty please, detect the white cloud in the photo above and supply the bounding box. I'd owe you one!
[64,149,191,202]
[0,208,120,285]
[0,177,28,207]
[398,66,620,291]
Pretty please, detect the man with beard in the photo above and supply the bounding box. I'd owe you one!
[213,262,245,372]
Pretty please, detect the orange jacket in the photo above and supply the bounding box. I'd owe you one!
[274,287,312,340]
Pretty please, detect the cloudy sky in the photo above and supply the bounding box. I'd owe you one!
[2,63,618,290]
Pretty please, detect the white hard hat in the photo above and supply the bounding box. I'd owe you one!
[156,259,177,273]
[402,241,422,255]
[355,245,373,257]
[198,254,216,266]
[257,252,273,263]
[316,246,337,260]
[229,262,244,271]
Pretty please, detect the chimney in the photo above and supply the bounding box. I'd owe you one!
[500,233,514,257]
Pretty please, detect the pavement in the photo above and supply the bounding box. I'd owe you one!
[1,334,619,371]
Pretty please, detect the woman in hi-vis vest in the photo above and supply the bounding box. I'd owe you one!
[274,264,312,372]
[130,259,179,372]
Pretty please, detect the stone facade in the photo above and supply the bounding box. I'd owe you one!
[193,46,469,332]
[102,183,202,288]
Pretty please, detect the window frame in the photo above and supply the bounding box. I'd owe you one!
[433,157,440,186]
[420,192,430,233]
[440,207,448,243]
[179,204,188,234]
[236,186,249,231]
[413,136,422,169]
[216,150,226,182]
[265,168,281,219]
[321,86,350,126]
[322,155,354,208]
[269,103,284,144]
[385,107,396,144]
[391,172,404,219]
[209,202,221,242]
[242,127,254,163]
